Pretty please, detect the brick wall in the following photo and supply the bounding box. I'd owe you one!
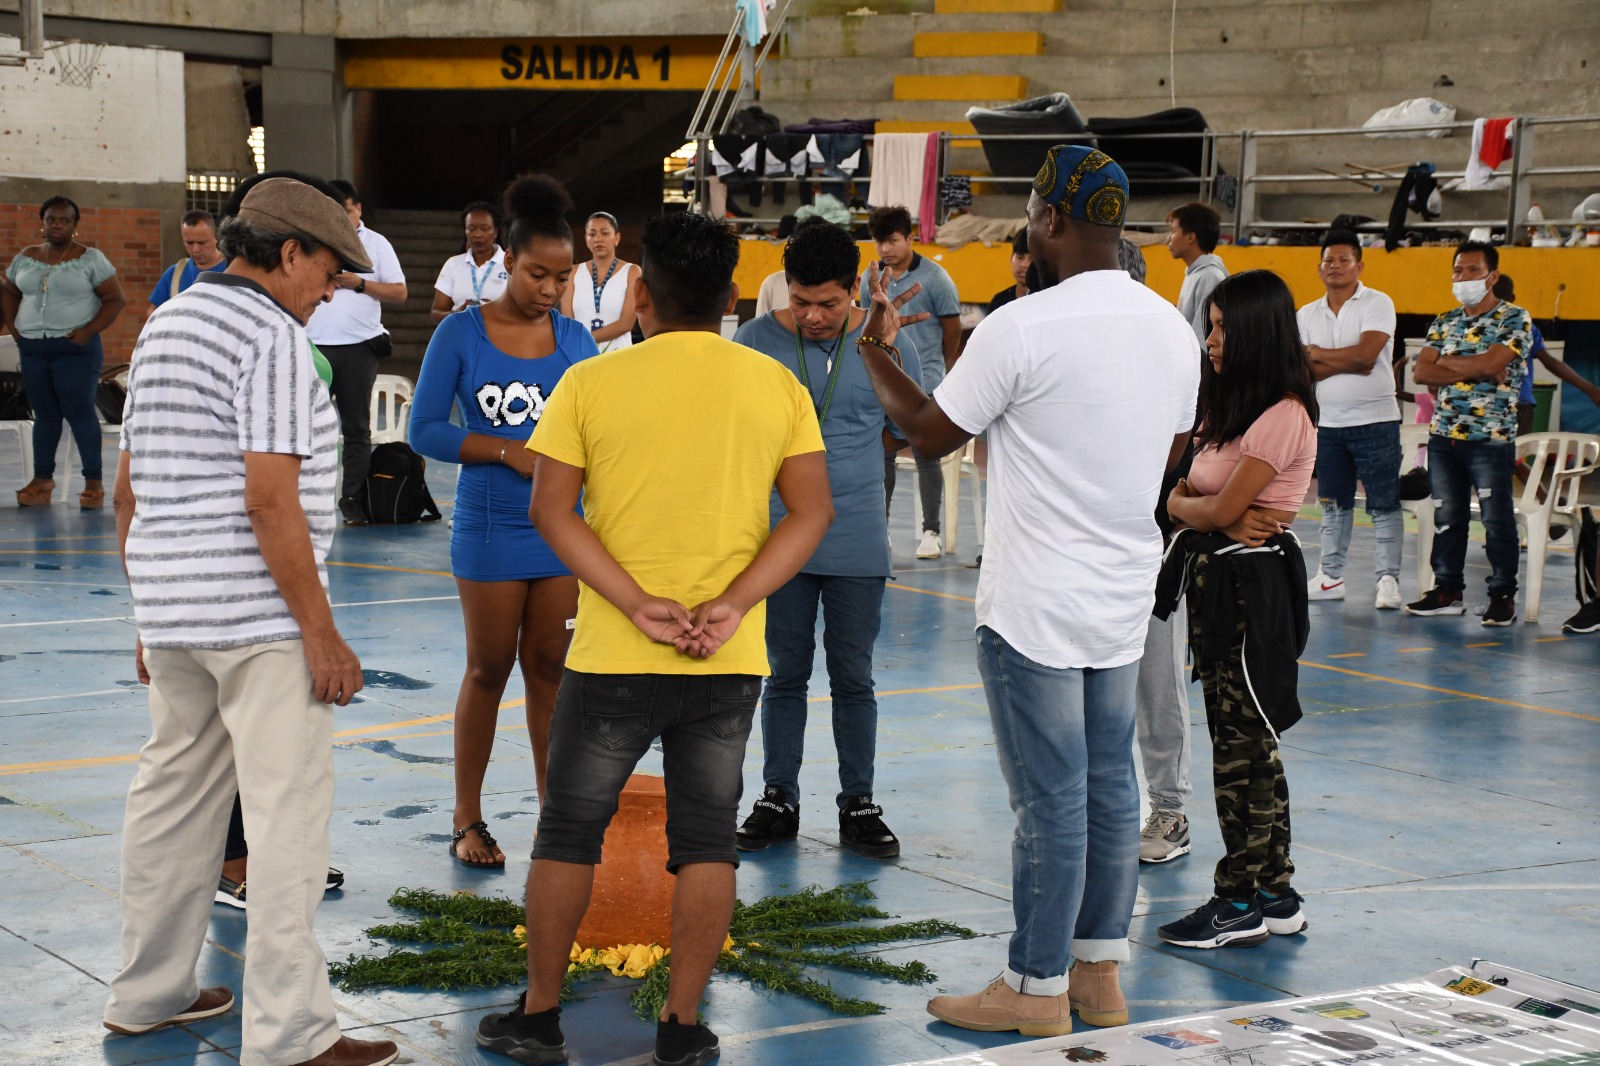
[1,203,164,364]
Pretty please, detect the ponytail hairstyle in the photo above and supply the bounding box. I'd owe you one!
[1195,270,1319,449]
[502,173,574,256]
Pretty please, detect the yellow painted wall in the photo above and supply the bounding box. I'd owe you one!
[734,241,1600,320]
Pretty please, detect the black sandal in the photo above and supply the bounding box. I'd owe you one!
[450,821,506,869]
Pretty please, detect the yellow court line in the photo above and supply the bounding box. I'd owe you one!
[1465,641,1504,648]
[1534,636,1568,644]
[1396,647,1435,653]
[1326,652,1366,659]
[328,560,454,578]
[0,532,120,545]
[1300,659,1600,724]
[0,685,980,778]
[887,582,976,603]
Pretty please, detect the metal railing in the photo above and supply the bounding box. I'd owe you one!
[685,0,796,140]
[677,112,1600,243]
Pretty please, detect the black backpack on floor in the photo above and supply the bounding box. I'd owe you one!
[364,442,441,524]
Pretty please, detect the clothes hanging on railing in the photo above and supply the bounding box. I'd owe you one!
[1465,117,1514,190]
[940,175,972,211]
[933,213,1025,251]
[870,132,928,212]
[918,133,941,243]
[1384,162,1439,252]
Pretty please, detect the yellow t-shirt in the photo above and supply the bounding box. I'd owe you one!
[529,330,825,675]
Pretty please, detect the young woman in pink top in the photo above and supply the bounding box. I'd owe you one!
[1155,270,1319,951]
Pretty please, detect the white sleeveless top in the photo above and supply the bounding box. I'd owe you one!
[569,258,635,352]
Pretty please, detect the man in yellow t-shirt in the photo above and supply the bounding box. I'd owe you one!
[473,211,834,1066]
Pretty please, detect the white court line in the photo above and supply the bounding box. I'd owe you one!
[0,594,462,629]
[0,688,134,705]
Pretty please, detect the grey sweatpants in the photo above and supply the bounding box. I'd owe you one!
[1134,600,1193,814]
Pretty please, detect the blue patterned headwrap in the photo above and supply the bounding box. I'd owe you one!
[1033,144,1129,228]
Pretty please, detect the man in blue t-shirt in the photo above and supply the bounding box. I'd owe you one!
[148,209,228,307]
[861,205,964,560]
[733,220,924,861]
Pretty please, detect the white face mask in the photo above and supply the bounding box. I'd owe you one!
[1452,279,1489,306]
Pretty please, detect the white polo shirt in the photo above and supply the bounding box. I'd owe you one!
[435,246,509,312]
[1298,282,1399,428]
[934,270,1200,670]
[305,222,405,346]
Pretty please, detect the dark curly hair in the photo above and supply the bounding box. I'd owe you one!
[502,173,573,255]
[783,220,859,290]
[867,205,912,242]
[640,212,738,323]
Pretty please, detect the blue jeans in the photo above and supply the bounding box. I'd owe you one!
[1316,421,1402,580]
[761,573,884,809]
[533,670,761,871]
[15,333,104,480]
[1427,436,1519,598]
[976,627,1140,990]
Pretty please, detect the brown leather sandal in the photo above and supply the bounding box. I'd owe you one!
[450,821,506,869]
[15,478,54,507]
[79,480,105,509]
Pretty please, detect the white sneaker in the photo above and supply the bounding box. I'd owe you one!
[1307,571,1346,600]
[916,530,943,559]
[1374,574,1402,610]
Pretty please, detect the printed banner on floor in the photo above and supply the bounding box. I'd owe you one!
[901,961,1600,1066]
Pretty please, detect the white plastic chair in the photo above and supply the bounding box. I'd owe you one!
[370,373,414,445]
[1512,431,1600,622]
[940,438,984,556]
[1399,423,1435,595]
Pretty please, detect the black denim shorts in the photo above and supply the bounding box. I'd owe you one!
[531,669,761,871]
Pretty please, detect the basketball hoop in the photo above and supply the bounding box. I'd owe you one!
[49,39,104,88]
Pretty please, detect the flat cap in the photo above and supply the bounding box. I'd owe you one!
[235,177,372,273]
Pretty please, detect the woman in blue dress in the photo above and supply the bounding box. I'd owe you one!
[410,174,599,868]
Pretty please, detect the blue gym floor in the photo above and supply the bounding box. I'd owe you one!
[3,448,1598,1066]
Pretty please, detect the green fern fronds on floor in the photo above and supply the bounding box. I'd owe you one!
[330,880,975,1020]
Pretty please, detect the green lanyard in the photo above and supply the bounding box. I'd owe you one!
[794,326,847,424]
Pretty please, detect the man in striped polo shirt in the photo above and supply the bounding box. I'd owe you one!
[105,179,398,1066]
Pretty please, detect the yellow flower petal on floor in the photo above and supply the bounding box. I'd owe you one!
[722,934,736,952]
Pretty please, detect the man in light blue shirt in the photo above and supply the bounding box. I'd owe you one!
[733,220,923,860]
[148,210,227,307]
[861,204,963,559]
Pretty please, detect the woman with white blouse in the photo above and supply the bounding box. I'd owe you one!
[430,201,510,323]
[559,211,637,353]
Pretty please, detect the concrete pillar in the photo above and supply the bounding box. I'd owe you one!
[262,34,352,181]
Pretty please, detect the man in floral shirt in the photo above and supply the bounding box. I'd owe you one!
[1405,241,1531,626]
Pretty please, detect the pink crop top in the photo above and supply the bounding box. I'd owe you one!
[1188,398,1316,513]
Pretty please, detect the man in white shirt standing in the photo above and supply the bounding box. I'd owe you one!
[856,145,1199,1037]
[305,180,407,526]
[1298,229,1403,609]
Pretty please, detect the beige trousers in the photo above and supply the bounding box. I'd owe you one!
[104,639,342,1066]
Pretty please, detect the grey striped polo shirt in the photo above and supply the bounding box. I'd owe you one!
[120,273,340,649]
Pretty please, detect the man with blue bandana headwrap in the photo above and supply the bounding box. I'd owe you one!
[853,144,1204,1037]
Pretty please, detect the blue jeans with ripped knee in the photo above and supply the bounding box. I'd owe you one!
[1426,435,1519,598]
[1316,421,1403,581]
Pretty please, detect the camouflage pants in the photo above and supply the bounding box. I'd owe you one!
[1187,554,1294,901]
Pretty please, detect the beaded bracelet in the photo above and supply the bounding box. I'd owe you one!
[855,334,902,366]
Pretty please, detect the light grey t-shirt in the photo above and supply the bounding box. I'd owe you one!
[860,253,961,391]
[1177,253,1228,341]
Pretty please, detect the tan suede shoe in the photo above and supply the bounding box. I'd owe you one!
[927,975,1073,1036]
[1069,959,1128,1027]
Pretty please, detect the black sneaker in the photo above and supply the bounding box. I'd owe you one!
[734,786,798,852]
[476,995,567,1064]
[215,868,345,909]
[839,795,900,858]
[1259,889,1308,935]
[1156,896,1269,949]
[653,1013,719,1066]
[1563,599,1600,634]
[339,494,371,527]
[1403,588,1465,616]
[1481,594,1517,627]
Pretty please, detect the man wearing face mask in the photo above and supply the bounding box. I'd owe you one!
[1406,241,1532,626]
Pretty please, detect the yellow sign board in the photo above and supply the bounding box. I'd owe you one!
[343,37,738,92]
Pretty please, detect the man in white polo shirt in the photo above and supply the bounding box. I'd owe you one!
[1298,229,1403,609]
[305,179,407,526]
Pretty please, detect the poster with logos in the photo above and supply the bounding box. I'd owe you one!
[900,961,1600,1066]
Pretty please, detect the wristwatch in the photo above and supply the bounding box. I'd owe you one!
[355,278,366,295]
